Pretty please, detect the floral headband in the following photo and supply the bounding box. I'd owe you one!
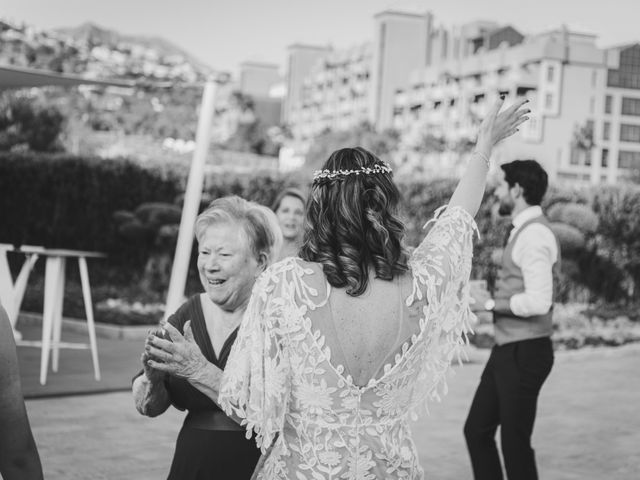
[312,162,392,184]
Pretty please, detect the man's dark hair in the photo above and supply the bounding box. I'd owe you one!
[500,160,548,206]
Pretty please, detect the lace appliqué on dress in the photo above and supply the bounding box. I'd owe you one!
[219,206,478,479]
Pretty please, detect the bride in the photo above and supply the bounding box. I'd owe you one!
[147,95,529,479]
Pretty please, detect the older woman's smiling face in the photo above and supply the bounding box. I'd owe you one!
[197,222,264,312]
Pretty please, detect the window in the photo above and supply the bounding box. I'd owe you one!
[607,44,640,89]
[585,151,592,166]
[603,122,610,141]
[590,97,595,114]
[620,124,640,142]
[592,69,598,87]
[605,95,613,114]
[618,150,640,168]
[547,65,555,83]
[545,93,553,108]
[621,97,640,116]
[602,148,609,167]
[570,147,580,165]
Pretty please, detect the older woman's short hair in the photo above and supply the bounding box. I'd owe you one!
[195,196,283,265]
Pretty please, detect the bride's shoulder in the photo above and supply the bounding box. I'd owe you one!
[258,257,324,289]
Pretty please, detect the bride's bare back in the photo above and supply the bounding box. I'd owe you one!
[307,267,421,387]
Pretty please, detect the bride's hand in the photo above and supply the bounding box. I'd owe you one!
[476,96,530,154]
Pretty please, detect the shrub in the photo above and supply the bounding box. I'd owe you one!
[0,93,65,152]
[4,152,640,324]
[469,303,640,350]
[547,203,599,234]
[591,186,640,299]
[549,222,586,255]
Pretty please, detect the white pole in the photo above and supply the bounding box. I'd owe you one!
[163,80,218,321]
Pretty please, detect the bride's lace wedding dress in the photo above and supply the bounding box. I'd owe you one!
[220,207,477,479]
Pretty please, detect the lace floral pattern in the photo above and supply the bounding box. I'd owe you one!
[220,206,477,480]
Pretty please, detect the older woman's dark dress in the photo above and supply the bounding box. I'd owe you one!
[141,296,260,480]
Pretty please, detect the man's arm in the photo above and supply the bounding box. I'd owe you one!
[0,306,44,480]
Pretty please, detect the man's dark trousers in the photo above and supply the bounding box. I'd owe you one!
[464,336,554,480]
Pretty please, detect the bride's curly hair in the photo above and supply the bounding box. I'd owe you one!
[300,147,409,296]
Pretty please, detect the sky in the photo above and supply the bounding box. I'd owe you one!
[2,0,639,77]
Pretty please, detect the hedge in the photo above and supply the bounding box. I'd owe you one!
[2,152,639,316]
[0,152,182,276]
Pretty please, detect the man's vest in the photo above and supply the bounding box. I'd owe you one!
[493,215,560,346]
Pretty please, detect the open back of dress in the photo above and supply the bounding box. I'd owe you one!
[305,269,423,389]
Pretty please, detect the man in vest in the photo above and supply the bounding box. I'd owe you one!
[465,159,559,480]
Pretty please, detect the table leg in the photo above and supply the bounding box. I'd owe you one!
[41,257,63,385]
[0,250,39,342]
[11,253,40,323]
[51,258,66,373]
[79,257,101,381]
[0,248,16,326]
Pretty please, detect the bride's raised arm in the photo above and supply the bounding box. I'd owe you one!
[448,96,530,217]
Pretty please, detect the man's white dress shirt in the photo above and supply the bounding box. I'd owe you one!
[507,205,558,317]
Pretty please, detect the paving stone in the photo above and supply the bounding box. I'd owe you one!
[19,319,640,479]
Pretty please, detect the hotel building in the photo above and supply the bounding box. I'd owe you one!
[283,11,430,141]
[392,22,640,184]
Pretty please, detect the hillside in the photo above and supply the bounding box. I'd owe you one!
[0,18,216,82]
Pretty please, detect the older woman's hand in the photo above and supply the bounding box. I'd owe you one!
[141,329,169,383]
[146,321,209,380]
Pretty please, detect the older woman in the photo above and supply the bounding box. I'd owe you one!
[271,188,306,261]
[132,196,281,480]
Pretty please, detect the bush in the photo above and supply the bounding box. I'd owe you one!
[4,152,640,324]
[549,222,586,255]
[591,186,640,299]
[469,303,640,350]
[0,93,65,152]
[547,203,599,234]
[0,152,181,260]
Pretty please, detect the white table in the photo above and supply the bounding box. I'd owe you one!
[15,248,106,385]
[0,244,45,341]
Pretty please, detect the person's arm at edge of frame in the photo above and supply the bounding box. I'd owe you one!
[0,305,44,480]
[448,96,530,217]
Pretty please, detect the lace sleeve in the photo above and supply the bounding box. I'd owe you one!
[218,262,291,453]
[407,206,479,412]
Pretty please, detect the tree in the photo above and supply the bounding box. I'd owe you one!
[220,91,279,156]
[570,120,595,166]
[112,203,182,294]
[305,122,400,171]
[0,93,65,152]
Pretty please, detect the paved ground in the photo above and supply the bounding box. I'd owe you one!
[20,332,640,480]
[17,322,143,398]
